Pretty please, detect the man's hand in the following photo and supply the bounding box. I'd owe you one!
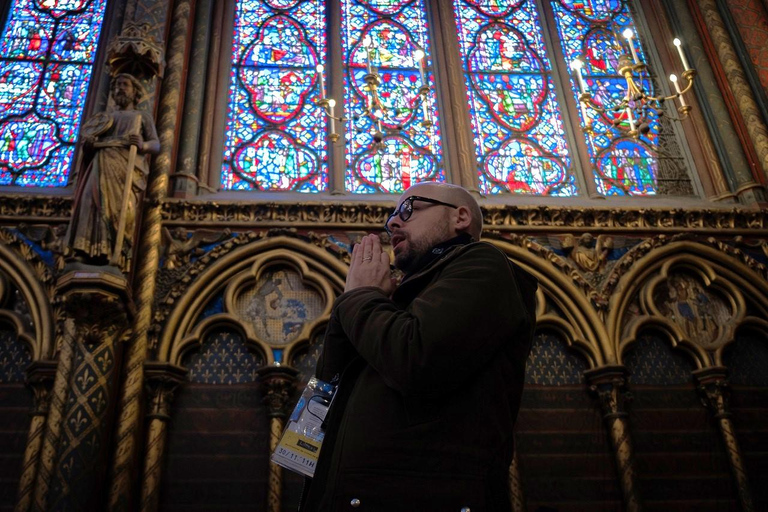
[345,234,396,295]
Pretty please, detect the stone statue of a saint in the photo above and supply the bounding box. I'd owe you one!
[66,73,160,272]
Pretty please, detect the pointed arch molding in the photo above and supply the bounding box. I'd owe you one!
[608,241,768,368]
[158,236,348,365]
[0,228,55,359]
[486,236,607,368]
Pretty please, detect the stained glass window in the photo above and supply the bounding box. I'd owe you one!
[0,0,107,186]
[220,1,327,192]
[552,0,692,196]
[455,0,578,196]
[342,0,445,193]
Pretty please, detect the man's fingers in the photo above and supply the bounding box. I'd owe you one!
[362,235,374,262]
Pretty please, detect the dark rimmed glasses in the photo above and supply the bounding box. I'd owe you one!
[385,195,458,235]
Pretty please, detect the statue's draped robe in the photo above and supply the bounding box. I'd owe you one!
[67,109,158,268]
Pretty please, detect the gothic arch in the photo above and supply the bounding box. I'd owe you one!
[608,240,768,369]
[158,236,348,364]
[0,232,55,360]
[486,237,607,368]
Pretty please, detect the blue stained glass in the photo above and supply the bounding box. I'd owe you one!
[455,0,578,196]
[0,0,107,186]
[342,0,445,193]
[221,3,328,191]
[552,0,668,195]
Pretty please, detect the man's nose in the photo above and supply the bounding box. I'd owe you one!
[387,215,402,232]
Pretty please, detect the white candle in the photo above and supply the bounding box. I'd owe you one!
[316,64,325,99]
[363,36,373,74]
[414,49,427,86]
[626,107,636,132]
[579,102,589,124]
[328,98,336,135]
[570,60,587,94]
[673,38,690,71]
[669,74,687,107]
[623,29,640,64]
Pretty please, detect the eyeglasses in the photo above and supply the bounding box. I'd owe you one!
[385,195,458,235]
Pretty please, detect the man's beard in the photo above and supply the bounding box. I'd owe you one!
[393,222,452,274]
[113,92,132,108]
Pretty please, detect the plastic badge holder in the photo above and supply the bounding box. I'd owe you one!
[271,377,335,477]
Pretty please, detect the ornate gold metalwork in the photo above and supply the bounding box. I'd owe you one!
[139,363,187,512]
[258,366,299,512]
[585,366,642,512]
[693,367,755,512]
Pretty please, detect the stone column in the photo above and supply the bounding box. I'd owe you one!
[695,0,768,202]
[585,366,642,512]
[109,0,193,507]
[43,272,132,511]
[139,362,187,512]
[509,450,525,512]
[15,361,57,512]
[257,366,299,512]
[694,367,754,512]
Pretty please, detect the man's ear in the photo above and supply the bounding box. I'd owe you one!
[454,205,472,233]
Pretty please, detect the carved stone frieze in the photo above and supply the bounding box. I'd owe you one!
[0,196,72,222]
[161,200,768,232]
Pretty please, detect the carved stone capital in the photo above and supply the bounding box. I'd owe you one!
[585,365,632,419]
[106,22,165,79]
[144,362,188,421]
[257,366,299,419]
[25,360,58,416]
[693,367,731,419]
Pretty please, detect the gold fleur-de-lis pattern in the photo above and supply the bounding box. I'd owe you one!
[184,329,265,384]
[0,328,32,383]
[525,333,588,386]
[48,338,116,509]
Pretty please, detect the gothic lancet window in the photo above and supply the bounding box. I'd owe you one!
[455,0,579,195]
[220,0,328,191]
[0,0,107,186]
[342,0,445,193]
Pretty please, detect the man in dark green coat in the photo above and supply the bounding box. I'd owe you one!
[301,182,537,511]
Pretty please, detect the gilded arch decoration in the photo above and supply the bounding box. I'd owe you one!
[608,239,768,369]
[0,228,56,360]
[486,233,608,368]
[157,234,349,365]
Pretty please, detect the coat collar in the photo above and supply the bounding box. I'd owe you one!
[398,233,474,288]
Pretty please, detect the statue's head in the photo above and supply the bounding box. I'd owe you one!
[110,73,145,107]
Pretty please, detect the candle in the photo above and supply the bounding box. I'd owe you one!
[364,36,373,75]
[570,60,587,94]
[414,49,427,86]
[328,98,336,135]
[623,29,640,64]
[669,74,687,107]
[316,64,325,99]
[579,102,589,125]
[626,107,636,132]
[673,38,690,71]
